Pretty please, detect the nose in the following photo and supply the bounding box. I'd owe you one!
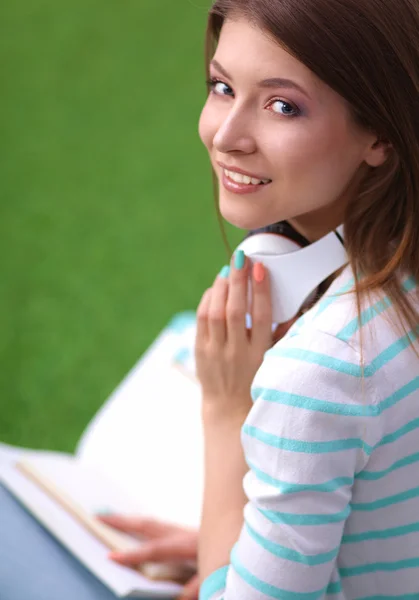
[213,106,257,155]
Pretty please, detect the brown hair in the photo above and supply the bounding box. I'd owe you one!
[205,0,419,348]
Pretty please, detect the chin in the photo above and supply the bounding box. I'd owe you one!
[219,197,278,231]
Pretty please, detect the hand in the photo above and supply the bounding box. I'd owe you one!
[97,514,199,600]
[195,252,272,418]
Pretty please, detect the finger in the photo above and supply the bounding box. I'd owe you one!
[109,535,197,565]
[196,288,212,345]
[208,266,230,346]
[226,250,249,345]
[97,514,179,539]
[250,262,273,350]
[109,547,151,566]
[177,574,200,600]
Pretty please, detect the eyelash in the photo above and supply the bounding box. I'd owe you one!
[206,77,301,118]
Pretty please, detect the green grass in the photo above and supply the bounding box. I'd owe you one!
[0,0,242,451]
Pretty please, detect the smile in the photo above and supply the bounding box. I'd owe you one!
[220,167,272,195]
[223,168,271,186]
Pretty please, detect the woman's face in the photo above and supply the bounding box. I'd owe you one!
[199,17,382,241]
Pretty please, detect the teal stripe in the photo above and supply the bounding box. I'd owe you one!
[342,521,419,543]
[368,329,419,373]
[283,278,353,336]
[251,386,376,416]
[340,556,419,577]
[168,311,196,333]
[326,580,342,595]
[337,297,392,342]
[230,545,338,600]
[337,276,416,342]
[243,424,373,454]
[356,452,419,481]
[259,506,351,526]
[248,459,353,493]
[173,347,190,364]
[376,377,419,415]
[314,277,355,318]
[199,565,228,600]
[266,347,362,376]
[252,376,419,421]
[378,413,419,447]
[245,521,339,565]
[352,486,419,511]
[268,329,418,378]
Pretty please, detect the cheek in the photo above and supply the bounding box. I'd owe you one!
[267,122,364,198]
[198,102,215,151]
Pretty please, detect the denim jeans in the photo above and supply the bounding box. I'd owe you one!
[0,484,148,600]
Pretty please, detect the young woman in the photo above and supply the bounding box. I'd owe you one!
[100,0,419,597]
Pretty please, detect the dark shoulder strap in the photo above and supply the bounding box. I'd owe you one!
[244,221,310,248]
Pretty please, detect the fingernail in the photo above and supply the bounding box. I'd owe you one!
[234,250,245,270]
[253,262,265,283]
[219,265,230,279]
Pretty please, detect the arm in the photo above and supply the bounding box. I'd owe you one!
[199,328,382,600]
[199,406,249,580]
[195,253,275,587]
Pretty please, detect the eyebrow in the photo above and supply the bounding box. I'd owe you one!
[210,59,311,99]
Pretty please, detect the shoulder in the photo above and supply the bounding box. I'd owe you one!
[248,270,382,466]
[285,265,359,345]
[248,275,383,474]
[252,317,368,411]
[280,265,418,359]
[251,267,365,407]
[252,265,419,408]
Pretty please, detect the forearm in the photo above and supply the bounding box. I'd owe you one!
[198,405,249,582]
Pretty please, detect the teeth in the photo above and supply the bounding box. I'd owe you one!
[224,169,270,185]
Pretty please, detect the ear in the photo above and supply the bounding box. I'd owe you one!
[364,136,393,168]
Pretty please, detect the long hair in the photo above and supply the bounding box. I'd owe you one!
[205,0,419,347]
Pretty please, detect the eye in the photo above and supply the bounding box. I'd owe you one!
[267,99,300,117]
[207,78,234,97]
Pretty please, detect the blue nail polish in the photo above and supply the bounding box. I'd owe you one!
[234,250,245,270]
[219,265,230,278]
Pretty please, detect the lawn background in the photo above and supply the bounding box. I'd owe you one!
[0,0,242,451]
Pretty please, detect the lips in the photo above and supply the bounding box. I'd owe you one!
[222,168,271,186]
[221,169,272,195]
[217,162,272,184]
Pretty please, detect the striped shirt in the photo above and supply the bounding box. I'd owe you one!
[200,266,419,600]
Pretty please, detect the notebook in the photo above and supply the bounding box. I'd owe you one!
[0,313,203,599]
